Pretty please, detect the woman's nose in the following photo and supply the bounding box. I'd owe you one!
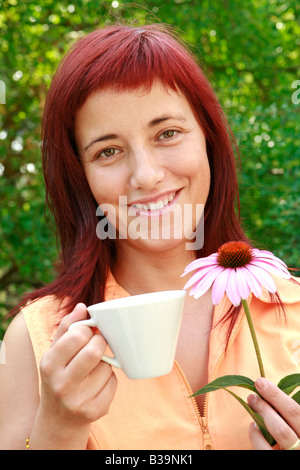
[129,149,165,190]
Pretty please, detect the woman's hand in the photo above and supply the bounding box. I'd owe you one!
[40,302,117,424]
[30,303,117,449]
[248,378,300,450]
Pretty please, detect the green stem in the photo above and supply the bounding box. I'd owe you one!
[241,299,265,378]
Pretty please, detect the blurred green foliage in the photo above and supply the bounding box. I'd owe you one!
[0,0,299,337]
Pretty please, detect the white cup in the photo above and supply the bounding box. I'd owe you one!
[69,290,186,379]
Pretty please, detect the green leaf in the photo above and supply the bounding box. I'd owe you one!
[192,375,258,397]
[277,374,300,395]
[224,389,276,447]
[291,390,300,405]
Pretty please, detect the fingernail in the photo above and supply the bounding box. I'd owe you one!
[249,422,258,431]
[75,302,86,309]
[72,303,86,313]
[247,394,258,406]
[255,377,268,391]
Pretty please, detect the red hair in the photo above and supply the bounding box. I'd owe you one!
[15,24,249,318]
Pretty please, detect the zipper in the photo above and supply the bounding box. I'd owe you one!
[174,294,252,450]
[175,360,213,450]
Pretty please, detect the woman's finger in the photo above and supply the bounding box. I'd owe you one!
[255,378,300,437]
[248,422,273,450]
[51,303,88,346]
[89,371,118,419]
[65,332,107,382]
[41,304,93,371]
[247,379,300,450]
[247,393,298,449]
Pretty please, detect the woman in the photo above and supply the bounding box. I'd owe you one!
[0,24,299,450]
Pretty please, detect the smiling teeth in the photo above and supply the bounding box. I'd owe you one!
[133,192,176,211]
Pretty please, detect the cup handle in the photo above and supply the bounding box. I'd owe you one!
[68,318,96,330]
[100,354,121,369]
[68,319,121,369]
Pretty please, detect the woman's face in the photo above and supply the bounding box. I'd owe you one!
[75,82,210,253]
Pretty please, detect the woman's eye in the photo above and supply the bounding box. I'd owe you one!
[158,130,178,140]
[97,148,119,159]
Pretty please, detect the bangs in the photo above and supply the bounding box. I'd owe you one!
[61,25,199,110]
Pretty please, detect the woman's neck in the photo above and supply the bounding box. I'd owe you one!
[112,242,197,295]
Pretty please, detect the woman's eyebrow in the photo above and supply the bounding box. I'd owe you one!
[84,133,118,152]
[84,115,187,152]
[148,114,187,127]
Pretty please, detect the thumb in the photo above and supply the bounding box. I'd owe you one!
[51,303,88,346]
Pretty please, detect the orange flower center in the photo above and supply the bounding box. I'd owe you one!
[217,241,253,268]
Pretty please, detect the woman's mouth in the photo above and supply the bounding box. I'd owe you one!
[129,189,182,216]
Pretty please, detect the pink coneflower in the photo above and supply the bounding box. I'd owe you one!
[183,242,296,443]
[182,241,291,378]
[181,241,291,307]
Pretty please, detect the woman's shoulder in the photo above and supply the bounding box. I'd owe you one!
[21,294,65,313]
[0,312,40,449]
[2,310,32,352]
[21,294,68,326]
[20,294,69,359]
[1,311,39,371]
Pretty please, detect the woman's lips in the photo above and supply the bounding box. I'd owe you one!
[128,189,182,216]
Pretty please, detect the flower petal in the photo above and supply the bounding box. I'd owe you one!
[189,266,224,299]
[211,268,230,305]
[246,264,277,294]
[234,267,251,300]
[252,249,279,258]
[183,264,220,290]
[181,254,218,276]
[225,269,242,307]
[249,259,291,279]
[252,250,289,269]
[242,266,263,299]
